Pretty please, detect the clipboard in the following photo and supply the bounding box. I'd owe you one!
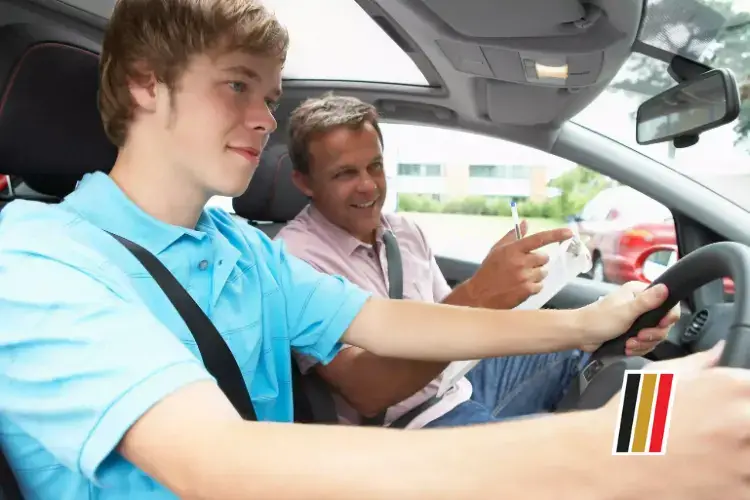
[437,233,593,396]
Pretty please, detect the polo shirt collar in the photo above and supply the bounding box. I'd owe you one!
[63,171,211,255]
[307,203,392,256]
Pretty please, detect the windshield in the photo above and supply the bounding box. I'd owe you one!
[573,0,750,211]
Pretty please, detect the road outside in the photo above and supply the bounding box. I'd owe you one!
[402,212,568,263]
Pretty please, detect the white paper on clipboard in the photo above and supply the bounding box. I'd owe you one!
[436,232,594,397]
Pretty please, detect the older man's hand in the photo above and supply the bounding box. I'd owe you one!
[462,219,574,310]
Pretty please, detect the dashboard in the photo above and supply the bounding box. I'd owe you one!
[678,302,733,352]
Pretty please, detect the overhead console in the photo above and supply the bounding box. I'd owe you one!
[414,0,640,89]
[437,42,605,88]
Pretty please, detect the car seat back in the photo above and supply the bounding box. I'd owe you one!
[231,143,310,237]
[0,21,332,497]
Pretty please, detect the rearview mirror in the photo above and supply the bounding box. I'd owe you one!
[636,69,740,146]
[638,246,678,283]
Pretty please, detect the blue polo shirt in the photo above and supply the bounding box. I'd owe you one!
[0,172,371,498]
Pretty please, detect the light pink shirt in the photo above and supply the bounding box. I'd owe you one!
[276,205,471,428]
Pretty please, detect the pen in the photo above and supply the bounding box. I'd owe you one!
[510,200,522,240]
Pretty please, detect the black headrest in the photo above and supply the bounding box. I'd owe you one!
[0,23,116,197]
[232,144,310,222]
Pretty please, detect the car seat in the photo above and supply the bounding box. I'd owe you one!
[0,21,336,497]
[231,142,311,237]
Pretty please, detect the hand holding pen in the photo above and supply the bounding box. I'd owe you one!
[462,204,574,309]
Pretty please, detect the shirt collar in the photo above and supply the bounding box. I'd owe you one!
[307,203,392,256]
[62,171,212,255]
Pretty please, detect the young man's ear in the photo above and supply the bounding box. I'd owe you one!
[127,66,160,114]
[291,169,314,198]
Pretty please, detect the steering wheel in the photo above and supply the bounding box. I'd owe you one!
[555,241,750,412]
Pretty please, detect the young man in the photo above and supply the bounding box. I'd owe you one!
[0,1,747,499]
[278,93,607,428]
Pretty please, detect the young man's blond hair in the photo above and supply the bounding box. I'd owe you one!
[98,0,288,147]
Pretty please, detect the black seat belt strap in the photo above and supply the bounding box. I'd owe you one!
[291,362,339,424]
[361,230,404,427]
[109,233,258,422]
[0,446,22,499]
[0,232,262,500]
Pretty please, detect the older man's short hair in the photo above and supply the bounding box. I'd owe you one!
[288,93,384,174]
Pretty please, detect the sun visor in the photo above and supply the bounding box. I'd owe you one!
[429,0,635,89]
[419,0,590,38]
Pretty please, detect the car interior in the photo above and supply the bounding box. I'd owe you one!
[1,0,750,495]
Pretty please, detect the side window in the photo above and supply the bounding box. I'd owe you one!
[379,122,682,294]
[579,191,612,222]
[205,195,235,214]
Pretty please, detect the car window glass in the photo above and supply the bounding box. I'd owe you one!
[375,123,731,301]
[205,196,235,213]
[580,193,610,221]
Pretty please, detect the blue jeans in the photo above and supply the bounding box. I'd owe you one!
[423,350,589,427]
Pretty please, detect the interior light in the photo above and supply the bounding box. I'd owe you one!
[535,63,569,80]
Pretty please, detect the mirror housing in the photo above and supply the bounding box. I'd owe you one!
[636,68,740,146]
[637,245,678,283]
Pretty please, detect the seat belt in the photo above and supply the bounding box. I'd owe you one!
[361,230,403,427]
[109,233,258,422]
[291,366,339,424]
[0,232,270,499]
[382,230,403,300]
[111,234,330,424]
[295,230,405,426]
[0,447,22,500]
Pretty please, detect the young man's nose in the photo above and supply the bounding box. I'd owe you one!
[245,104,277,135]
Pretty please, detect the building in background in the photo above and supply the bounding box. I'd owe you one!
[379,122,575,207]
[391,162,551,203]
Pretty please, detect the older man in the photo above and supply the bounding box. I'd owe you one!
[275,93,651,429]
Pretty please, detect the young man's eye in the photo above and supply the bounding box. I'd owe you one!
[266,99,279,112]
[228,81,247,93]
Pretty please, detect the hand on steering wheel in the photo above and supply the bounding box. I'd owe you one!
[557,241,750,413]
[644,339,725,374]
[577,281,681,355]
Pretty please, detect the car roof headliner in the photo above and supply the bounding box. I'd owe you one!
[3,0,645,152]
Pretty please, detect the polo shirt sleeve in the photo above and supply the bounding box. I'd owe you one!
[271,239,372,365]
[0,232,213,484]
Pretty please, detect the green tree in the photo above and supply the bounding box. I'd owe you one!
[547,165,615,217]
[610,0,750,145]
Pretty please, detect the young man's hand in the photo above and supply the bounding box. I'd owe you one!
[597,344,750,499]
[577,281,680,353]
[462,220,574,309]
